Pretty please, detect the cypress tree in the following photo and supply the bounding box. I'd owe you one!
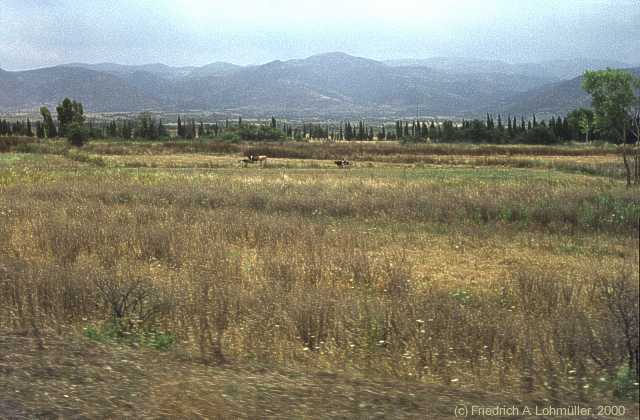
[35,121,44,138]
[40,107,57,138]
[26,118,33,137]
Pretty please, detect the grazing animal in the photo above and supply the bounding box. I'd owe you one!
[334,159,351,168]
[249,155,268,167]
[240,158,255,167]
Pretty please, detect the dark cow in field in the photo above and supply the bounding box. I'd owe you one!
[241,155,268,167]
[249,155,268,166]
[334,159,351,168]
[240,158,255,167]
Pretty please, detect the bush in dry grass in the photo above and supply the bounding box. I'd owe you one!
[94,274,174,327]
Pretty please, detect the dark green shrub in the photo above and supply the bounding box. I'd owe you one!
[67,122,90,147]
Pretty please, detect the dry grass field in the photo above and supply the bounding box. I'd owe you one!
[0,139,638,418]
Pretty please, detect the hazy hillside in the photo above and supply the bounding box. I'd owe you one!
[385,57,632,81]
[386,57,522,75]
[0,53,636,117]
[187,62,245,79]
[0,66,161,112]
[520,58,634,80]
[501,67,640,116]
[165,52,556,116]
[65,63,196,79]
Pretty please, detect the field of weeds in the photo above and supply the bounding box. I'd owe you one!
[1,136,629,178]
[0,140,638,417]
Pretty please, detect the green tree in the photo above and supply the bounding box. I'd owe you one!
[35,121,45,139]
[177,116,184,138]
[40,107,57,138]
[107,120,118,138]
[67,122,89,147]
[121,120,133,139]
[583,69,637,143]
[134,113,159,139]
[56,98,85,137]
[189,119,196,139]
[583,69,640,185]
[517,126,558,145]
[26,118,33,137]
[567,108,595,143]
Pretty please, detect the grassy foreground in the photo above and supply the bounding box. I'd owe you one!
[0,331,553,419]
[0,141,638,418]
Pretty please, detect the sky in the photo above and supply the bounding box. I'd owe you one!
[1,0,638,70]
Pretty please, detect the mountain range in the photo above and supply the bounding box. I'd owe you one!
[0,53,636,118]
[383,57,632,81]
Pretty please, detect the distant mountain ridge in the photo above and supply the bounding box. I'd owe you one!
[500,67,640,116]
[65,62,197,79]
[187,62,244,79]
[0,53,636,117]
[0,66,161,111]
[384,57,632,81]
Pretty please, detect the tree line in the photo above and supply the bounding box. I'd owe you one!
[1,110,598,147]
[0,98,88,146]
[268,110,595,145]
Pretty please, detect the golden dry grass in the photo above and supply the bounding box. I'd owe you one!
[0,146,638,416]
[10,331,633,419]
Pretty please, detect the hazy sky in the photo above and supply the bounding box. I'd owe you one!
[1,0,638,70]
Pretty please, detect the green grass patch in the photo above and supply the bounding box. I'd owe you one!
[84,320,176,351]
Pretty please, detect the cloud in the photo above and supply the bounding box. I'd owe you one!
[0,0,637,70]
